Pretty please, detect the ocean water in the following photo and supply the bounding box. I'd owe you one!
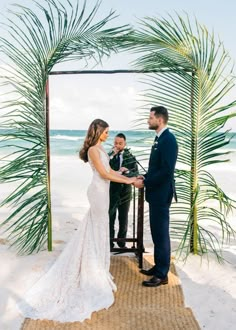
[50,130,236,157]
[0,129,236,158]
[49,130,152,156]
[0,129,236,159]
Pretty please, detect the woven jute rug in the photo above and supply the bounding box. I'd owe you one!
[21,255,200,330]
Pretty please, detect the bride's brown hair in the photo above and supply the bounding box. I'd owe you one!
[79,119,109,162]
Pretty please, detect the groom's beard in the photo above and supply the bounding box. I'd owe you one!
[149,124,159,130]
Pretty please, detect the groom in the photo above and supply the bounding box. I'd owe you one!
[134,106,178,287]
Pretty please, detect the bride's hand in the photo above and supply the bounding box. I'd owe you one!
[126,177,137,184]
[137,175,145,180]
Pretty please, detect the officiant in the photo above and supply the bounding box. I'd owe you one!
[109,133,138,250]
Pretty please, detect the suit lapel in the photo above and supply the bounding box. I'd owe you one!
[149,129,169,165]
[151,129,169,151]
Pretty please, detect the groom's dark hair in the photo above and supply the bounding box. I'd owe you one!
[151,106,169,123]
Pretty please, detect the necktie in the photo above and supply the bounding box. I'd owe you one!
[153,135,158,148]
[116,153,121,169]
[152,135,158,150]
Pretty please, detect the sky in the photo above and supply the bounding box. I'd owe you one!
[0,0,236,130]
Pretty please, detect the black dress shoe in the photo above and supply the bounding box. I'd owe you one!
[142,276,168,287]
[140,267,155,276]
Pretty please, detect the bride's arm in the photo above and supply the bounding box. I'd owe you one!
[88,147,135,184]
[109,168,122,176]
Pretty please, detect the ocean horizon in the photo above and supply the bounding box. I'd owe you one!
[50,129,236,157]
[0,129,236,158]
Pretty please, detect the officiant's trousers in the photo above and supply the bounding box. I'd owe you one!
[109,199,130,248]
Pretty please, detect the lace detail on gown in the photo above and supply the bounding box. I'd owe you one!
[17,148,116,322]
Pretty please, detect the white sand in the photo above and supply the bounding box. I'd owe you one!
[0,156,236,330]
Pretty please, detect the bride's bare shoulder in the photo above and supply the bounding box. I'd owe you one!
[88,146,99,157]
[88,146,99,152]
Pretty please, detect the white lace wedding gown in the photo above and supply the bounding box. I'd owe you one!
[18,148,116,322]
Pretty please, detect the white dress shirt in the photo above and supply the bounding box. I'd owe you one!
[156,126,168,139]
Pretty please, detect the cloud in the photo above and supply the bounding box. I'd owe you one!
[49,74,144,129]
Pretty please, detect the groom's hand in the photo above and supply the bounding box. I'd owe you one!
[133,178,144,189]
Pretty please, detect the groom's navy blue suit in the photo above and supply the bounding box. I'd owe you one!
[144,128,178,279]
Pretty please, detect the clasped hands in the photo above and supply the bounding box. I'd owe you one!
[133,175,144,188]
[119,167,144,188]
[124,174,144,188]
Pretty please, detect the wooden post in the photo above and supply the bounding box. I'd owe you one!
[132,185,136,248]
[46,79,52,251]
[190,70,197,253]
[137,187,144,268]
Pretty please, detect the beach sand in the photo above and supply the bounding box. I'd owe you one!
[0,155,235,329]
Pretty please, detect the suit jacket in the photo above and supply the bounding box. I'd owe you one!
[109,148,138,205]
[144,128,178,205]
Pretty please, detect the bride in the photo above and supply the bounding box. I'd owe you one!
[18,119,136,322]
